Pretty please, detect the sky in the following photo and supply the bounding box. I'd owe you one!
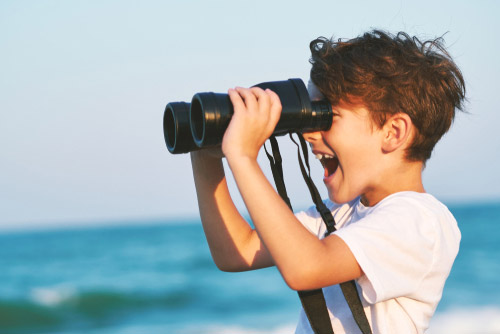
[1,0,499,230]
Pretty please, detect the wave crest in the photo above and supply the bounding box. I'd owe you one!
[428,306,500,334]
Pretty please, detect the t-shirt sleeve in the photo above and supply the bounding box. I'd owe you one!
[334,199,438,303]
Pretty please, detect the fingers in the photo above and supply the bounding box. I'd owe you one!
[229,86,281,117]
[223,86,282,160]
[228,88,246,112]
[227,86,282,137]
[228,87,265,117]
[236,87,261,113]
[229,87,267,116]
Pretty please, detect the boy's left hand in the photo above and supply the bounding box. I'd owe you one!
[223,87,282,161]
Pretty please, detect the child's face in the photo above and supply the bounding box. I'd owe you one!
[304,104,385,205]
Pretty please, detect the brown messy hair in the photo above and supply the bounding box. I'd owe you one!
[309,30,466,162]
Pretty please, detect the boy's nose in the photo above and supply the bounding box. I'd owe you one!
[302,131,322,144]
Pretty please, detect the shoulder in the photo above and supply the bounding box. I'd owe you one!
[367,192,460,241]
[347,192,460,245]
[374,191,452,215]
[335,192,461,303]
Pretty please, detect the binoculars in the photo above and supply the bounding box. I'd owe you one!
[163,78,333,154]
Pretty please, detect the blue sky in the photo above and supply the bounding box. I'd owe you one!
[1,0,499,230]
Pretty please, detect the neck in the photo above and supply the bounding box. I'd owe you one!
[361,160,425,207]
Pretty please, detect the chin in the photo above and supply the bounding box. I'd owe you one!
[328,190,344,204]
[328,189,358,205]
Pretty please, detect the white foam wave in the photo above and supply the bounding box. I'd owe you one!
[203,324,296,334]
[26,291,500,334]
[29,285,77,306]
[428,306,500,334]
[191,306,500,334]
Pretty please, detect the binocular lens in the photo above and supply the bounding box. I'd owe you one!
[163,78,333,154]
[164,104,177,149]
[163,102,198,154]
[190,97,204,146]
[190,93,233,148]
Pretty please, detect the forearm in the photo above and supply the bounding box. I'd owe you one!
[226,156,360,290]
[190,151,273,271]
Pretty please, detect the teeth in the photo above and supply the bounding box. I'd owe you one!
[315,153,336,160]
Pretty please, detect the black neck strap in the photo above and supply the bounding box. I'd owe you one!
[264,134,372,334]
[288,134,336,236]
[263,136,292,210]
[264,135,334,334]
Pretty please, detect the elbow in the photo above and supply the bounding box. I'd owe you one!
[284,276,310,292]
[280,261,335,291]
[282,266,354,291]
[212,254,248,273]
[212,255,233,272]
[214,260,240,273]
[284,278,302,292]
[281,269,317,291]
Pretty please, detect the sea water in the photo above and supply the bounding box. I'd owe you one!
[1,201,499,334]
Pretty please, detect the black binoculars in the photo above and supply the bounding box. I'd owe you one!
[163,78,333,154]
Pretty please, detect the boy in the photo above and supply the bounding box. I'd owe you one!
[190,30,465,333]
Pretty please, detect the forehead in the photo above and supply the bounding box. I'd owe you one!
[333,103,380,130]
[333,102,370,116]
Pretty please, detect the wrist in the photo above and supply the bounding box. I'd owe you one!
[223,145,259,164]
[225,153,259,175]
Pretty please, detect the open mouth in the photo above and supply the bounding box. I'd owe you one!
[315,153,339,178]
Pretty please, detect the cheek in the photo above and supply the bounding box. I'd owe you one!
[341,143,379,183]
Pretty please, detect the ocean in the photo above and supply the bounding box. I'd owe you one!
[1,201,499,334]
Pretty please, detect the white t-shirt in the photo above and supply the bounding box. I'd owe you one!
[294,191,460,334]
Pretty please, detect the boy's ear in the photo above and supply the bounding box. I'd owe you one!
[381,113,413,154]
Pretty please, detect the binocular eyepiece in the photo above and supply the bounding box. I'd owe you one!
[163,78,333,154]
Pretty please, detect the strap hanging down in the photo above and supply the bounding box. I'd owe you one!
[289,133,336,236]
[290,133,372,334]
[263,136,292,210]
[298,289,335,334]
[265,134,372,334]
[264,136,334,334]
